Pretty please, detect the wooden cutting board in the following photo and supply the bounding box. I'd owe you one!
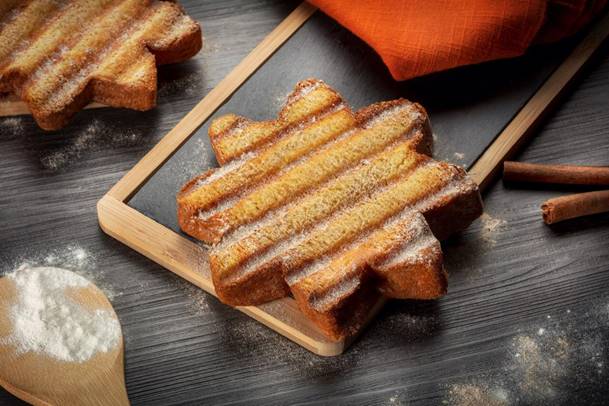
[97,3,609,355]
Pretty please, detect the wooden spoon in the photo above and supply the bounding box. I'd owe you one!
[0,268,129,406]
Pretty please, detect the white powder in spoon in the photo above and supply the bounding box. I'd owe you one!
[0,264,121,363]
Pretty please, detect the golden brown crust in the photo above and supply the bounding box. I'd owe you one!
[176,169,217,242]
[421,167,483,241]
[0,0,202,130]
[177,79,483,341]
[212,259,290,306]
[375,247,447,299]
[291,269,380,341]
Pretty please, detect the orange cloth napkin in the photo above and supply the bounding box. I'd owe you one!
[309,0,606,80]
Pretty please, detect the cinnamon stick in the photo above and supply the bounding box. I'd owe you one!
[504,162,609,186]
[541,190,609,224]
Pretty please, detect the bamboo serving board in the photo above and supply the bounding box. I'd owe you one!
[97,3,609,356]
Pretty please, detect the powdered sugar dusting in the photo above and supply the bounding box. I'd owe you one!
[452,151,467,167]
[202,102,424,252]
[213,132,424,260]
[386,391,406,405]
[412,176,473,214]
[196,195,240,222]
[274,90,293,110]
[191,105,352,225]
[153,14,196,49]
[40,118,147,171]
[171,277,210,315]
[286,209,430,287]
[285,80,322,105]
[381,234,438,268]
[0,116,25,138]
[0,265,121,363]
[310,275,360,311]
[237,164,456,286]
[212,124,358,249]
[41,9,153,112]
[362,103,417,129]
[479,212,507,247]
[194,151,254,189]
[218,313,364,376]
[445,383,509,406]
[44,245,92,270]
[158,70,203,98]
[444,305,608,405]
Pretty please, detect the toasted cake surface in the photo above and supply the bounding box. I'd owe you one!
[177,79,483,340]
[0,0,202,130]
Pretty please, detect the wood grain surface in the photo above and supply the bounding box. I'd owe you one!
[1,2,609,405]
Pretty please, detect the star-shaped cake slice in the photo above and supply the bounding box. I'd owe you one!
[178,79,483,340]
[0,0,201,129]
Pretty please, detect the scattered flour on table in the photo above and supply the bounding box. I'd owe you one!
[478,212,507,247]
[443,306,607,405]
[0,265,121,363]
[386,391,407,405]
[172,277,210,315]
[218,302,436,380]
[220,315,362,377]
[381,311,439,337]
[158,71,203,98]
[40,119,146,171]
[453,152,465,161]
[0,116,25,138]
[445,383,509,406]
[451,152,467,168]
[43,244,93,270]
[201,38,219,55]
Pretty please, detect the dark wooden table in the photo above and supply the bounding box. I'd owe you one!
[1,2,608,405]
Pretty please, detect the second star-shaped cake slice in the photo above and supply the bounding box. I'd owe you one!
[178,79,483,340]
[0,0,202,130]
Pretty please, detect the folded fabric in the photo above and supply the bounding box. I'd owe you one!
[309,0,607,80]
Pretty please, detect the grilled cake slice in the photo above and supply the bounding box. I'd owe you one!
[0,0,202,130]
[177,79,483,340]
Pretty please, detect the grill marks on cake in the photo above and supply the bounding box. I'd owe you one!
[280,162,454,280]
[302,211,437,312]
[0,0,200,124]
[211,158,465,303]
[211,80,343,164]
[199,104,425,244]
[190,107,353,209]
[283,170,459,289]
[3,0,113,85]
[204,97,450,289]
[0,1,62,64]
[30,0,148,109]
[212,139,428,278]
[179,100,358,238]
